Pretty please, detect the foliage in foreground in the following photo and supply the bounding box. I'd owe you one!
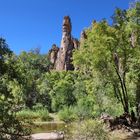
[67,120,109,140]
[0,38,31,140]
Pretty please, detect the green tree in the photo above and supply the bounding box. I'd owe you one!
[126,1,140,120]
[73,10,139,114]
[0,38,30,139]
[0,38,12,75]
[39,71,77,112]
[16,49,51,108]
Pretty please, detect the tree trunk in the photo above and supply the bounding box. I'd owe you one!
[136,75,140,125]
[115,68,129,113]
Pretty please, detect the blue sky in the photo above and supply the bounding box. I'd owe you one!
[0,0,132,54]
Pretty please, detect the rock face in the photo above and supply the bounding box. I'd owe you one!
[48,44,59,69]
[49,16,79,71]
[80,30,87,42]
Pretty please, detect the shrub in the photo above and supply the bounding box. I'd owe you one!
[58,107,76,122]
[32,103,44,111]
[74,96,94,120]
[36,109,52,121]
[70,119,109,140]
[16,108,52,121]
[104,101,123,117]
[16,109,39,120]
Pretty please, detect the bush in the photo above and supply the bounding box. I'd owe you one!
[32,103,44,111]
[70,119,109,140]
[74,96,94,120]
[58,107,76,122]
[36,109,52,121]
[16,108,52,121]
[16,109,39,120]
[104,101,123,117]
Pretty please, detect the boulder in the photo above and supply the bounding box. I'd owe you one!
[31,132,64,140]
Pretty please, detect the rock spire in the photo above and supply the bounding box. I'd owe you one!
[49,16,79,71]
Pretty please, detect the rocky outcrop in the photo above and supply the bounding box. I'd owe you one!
[49,16,79,71]
[80,30,87,42]
[48,44,59,69]
[55,16,75,71]
[72,38,79,49]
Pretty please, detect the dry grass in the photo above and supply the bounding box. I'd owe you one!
[109,129,139,140]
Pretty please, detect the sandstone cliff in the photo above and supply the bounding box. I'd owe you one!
[49,16,79,71]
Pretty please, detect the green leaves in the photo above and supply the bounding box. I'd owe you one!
[73,2,140,114]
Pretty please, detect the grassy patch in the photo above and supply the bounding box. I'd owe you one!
[16,109,53,122]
